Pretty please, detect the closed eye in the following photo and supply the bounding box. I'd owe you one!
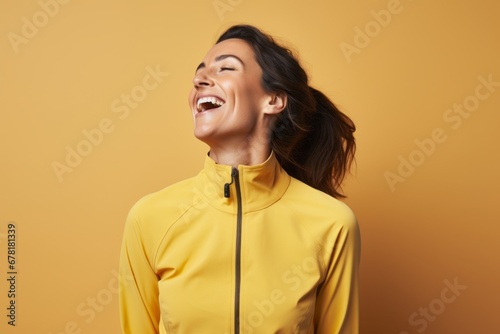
[220,67,235,71]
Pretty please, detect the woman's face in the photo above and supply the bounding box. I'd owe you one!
[189,38,273,148]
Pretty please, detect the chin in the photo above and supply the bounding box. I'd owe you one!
[193,128,215,145]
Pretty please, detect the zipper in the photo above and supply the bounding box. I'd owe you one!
[232,167,243,334]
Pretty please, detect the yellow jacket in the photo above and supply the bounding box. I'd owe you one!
[119,152,360,333]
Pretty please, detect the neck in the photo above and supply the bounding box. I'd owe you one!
[202,117,276,167]
[208,139,271,167]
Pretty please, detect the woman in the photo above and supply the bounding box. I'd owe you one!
[119,24,360,333]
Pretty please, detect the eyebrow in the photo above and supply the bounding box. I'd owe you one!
[195,54,245,72]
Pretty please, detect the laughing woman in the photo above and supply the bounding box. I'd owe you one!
[119,25,360,334]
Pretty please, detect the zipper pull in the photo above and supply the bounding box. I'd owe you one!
[224,168,238,198]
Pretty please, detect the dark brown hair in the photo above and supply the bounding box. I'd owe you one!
[217,25,356,198]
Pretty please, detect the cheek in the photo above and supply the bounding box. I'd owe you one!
[242,74,267,101]
[221,79,261,105]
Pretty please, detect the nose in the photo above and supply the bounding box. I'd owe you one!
[193,69,214,88]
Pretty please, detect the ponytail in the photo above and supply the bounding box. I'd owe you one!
[217,25,356,198]
[273,87,356,198]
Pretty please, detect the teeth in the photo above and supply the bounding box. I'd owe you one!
[196,96,225,111]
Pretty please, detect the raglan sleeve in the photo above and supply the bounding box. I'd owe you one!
[314,204,361,334]
[119,202,161,334]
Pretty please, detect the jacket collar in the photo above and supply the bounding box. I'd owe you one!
[195,151,291,213]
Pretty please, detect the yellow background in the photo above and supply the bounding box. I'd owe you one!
[1,0,499,333]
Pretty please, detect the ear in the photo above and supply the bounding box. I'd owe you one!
[263,92,287,115]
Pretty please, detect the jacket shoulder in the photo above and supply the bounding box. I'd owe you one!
[283,178,360,268]
[123,177,200,252]
[127,176,198,224]
[284,177,358,229]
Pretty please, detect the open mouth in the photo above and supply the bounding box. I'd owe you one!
[196,96,225,112]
